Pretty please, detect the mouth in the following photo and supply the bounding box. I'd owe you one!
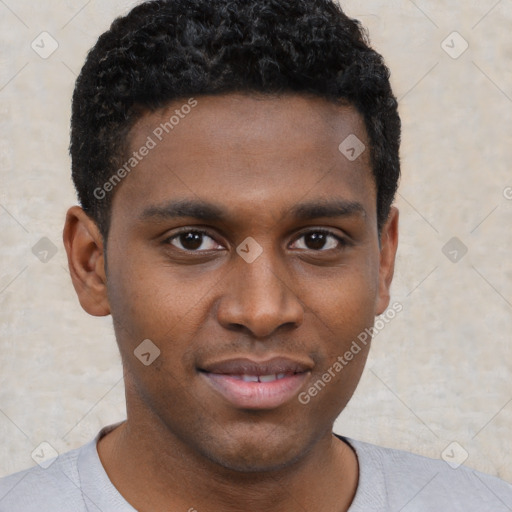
[198,357,312,410]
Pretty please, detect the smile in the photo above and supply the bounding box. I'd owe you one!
[199,357,312,410]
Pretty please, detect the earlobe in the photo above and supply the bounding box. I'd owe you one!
[376,206,399,316]
[63,206,110,317]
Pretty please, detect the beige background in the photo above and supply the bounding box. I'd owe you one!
[0,0,511,482]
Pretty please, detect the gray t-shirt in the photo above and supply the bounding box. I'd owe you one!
[1,421,511,511]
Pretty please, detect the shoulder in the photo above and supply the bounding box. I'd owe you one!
[0,422,131,512]
[0,444,85,511]
[344,437,512,512]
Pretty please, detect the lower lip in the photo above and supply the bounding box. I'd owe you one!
[201,372,309,410]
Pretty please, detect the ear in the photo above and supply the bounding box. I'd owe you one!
[63,206,110,316]
[375,206,399,316]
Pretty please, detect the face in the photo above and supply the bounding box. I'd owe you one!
[66,93,398,472]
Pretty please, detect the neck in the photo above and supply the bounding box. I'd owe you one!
[98,415,358,512]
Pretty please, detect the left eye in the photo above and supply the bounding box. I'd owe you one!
[292,231,343,251]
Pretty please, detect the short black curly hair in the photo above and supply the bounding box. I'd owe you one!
[70,0,401,238]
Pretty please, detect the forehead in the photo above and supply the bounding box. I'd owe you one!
[111,93,375,227]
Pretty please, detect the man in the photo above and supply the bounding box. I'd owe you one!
[0,0,510,510]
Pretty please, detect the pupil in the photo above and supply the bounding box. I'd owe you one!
[181,232,202,250]
[307,233,326,250]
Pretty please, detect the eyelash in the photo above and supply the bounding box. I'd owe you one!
[164,228,347,253]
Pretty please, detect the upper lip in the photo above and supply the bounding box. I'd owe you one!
[199,357,313,376]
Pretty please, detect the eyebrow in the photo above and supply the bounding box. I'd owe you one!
[289,199,366,220]
[139,198,366,223]
[140,199,226,222]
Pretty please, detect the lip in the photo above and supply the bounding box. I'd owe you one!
[200,357,313,376]
[199,357,313,410]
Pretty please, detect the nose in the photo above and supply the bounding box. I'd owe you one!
[216,251,304,338]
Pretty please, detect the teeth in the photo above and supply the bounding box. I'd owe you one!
[233,374,290,382]
[258,374,277,382]
[241,375,259,382]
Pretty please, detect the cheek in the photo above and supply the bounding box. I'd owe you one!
[300,283,375,415]
[306,262,380,339]
[106,252,174,347]
[106,251,218,353]
[319,296,375,370]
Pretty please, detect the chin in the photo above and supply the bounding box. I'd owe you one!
[209,448,303,474]
[199,423,314,474]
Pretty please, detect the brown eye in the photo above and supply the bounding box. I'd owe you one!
[167,230,221,252]
[292,230,344,251]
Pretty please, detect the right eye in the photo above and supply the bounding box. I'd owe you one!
[164,229,224,252]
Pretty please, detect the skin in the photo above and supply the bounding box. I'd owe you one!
[63,93,399,512]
